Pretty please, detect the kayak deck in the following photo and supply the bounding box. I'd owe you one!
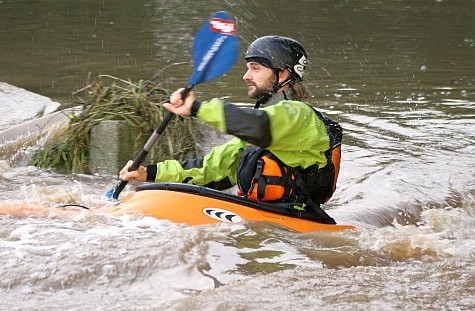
[110,183,355,233]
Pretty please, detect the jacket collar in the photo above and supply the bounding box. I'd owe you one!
[264,89,296,106]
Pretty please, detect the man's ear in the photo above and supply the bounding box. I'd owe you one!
[278,69,291,83]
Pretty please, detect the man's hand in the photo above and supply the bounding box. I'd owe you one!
[119,160,147,182]
[163,88,196,116]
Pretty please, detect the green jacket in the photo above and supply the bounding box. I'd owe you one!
[148,90,330,190]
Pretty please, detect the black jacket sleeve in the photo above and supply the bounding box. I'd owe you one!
[223,103,272,148]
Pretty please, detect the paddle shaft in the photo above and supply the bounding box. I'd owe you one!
[112,87,192,199]
[110,11,238,200]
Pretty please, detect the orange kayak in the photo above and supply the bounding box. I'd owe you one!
[109,183,355,233]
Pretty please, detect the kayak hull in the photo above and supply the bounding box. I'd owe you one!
[110,183,355,233]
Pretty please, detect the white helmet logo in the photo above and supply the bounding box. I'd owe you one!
[294,55,307,79]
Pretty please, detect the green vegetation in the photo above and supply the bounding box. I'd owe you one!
[30,75,201,174]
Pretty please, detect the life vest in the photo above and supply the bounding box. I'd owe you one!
[236,109,342,205]
[236,146,296,201]
[298,110,342,204]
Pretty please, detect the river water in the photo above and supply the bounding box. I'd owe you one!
[1,0,474,310]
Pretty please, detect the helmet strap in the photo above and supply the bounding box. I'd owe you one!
[253,71,292,109]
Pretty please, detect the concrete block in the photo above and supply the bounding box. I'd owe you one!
[89,120,145,176]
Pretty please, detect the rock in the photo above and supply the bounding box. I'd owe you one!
[0,82,61,131]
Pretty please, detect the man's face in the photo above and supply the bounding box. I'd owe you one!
[243,62,276,99]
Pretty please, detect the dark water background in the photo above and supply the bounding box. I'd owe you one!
[1,0,474,310]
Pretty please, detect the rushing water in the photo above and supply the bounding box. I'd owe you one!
[1,0,475,310]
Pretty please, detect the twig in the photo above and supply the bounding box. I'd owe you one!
[71,84,93,96]
[98,75,138,87]
[151,62,188,81]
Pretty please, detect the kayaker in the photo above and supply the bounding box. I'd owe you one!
[119,36,342,224]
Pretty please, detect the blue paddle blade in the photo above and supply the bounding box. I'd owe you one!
[105,188,115,201]
[189,11,239,86]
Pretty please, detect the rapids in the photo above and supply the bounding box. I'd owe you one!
[1,0,474,310]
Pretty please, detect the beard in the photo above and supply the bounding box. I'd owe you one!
[247,76,277,99]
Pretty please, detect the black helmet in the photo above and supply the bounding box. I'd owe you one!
[245,36,307,81]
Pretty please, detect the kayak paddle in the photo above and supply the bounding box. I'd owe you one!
[109,11,239,200]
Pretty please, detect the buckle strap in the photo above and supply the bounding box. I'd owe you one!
[253,159,264,180]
